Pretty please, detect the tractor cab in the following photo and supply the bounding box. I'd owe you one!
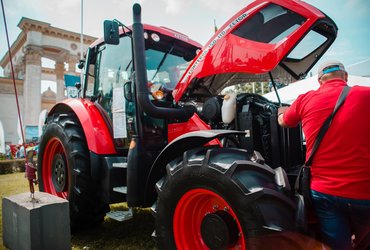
[81,24,201,151]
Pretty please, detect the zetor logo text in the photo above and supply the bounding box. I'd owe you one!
[182,11,249,83]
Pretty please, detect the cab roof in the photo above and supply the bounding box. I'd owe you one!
[90,24,202,50]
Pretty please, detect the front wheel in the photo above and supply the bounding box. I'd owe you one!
[37,113,109,228]
[153,147,305,249]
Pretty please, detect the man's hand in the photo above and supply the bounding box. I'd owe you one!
[277,106,289,127]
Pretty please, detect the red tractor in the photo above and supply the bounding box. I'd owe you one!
[37,0,337,248]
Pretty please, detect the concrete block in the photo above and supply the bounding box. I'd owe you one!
[2,191,70,250]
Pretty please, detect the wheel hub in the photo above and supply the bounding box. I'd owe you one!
[51,153,67,193]
[200,210,239,249]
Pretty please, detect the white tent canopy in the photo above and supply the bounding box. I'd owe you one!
[263,75,370,104]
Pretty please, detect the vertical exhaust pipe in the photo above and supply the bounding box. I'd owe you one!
[132,3,195,120]
[127,3,195,206]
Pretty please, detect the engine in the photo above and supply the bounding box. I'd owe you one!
[183,93,304,170]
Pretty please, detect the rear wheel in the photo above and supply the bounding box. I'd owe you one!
[153,147,304,249]
[38,113,109,228]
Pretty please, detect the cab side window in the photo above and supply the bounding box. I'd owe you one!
[94,37,133,118]
[95,37,133,98]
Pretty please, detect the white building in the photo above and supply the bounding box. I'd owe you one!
[0,17,97,144]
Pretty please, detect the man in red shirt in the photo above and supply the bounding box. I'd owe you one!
[278,60,370,250]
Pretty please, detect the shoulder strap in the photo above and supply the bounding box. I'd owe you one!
[305,86,351,166]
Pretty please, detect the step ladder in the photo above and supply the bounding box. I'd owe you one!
[105,159,133,222]
[112,162,127,168]
[106,208,133,222]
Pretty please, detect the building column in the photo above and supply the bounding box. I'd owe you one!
[23,45,42,127]
[67,56,77,74]
[55,62,65,102]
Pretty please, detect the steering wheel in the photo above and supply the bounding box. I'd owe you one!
[148,81,166,100]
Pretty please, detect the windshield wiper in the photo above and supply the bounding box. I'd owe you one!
[151,44,174,81]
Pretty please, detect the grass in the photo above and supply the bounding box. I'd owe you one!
[0,172,158,250]
[0,172,28,250]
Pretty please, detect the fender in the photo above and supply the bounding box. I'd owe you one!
[167,113,217,143]
[48,99,117,155]
[143,130,246,206]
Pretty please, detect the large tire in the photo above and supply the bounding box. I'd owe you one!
[153,147,305,249]
[37,113,109,228]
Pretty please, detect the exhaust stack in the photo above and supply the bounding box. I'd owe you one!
[132,3,195,120]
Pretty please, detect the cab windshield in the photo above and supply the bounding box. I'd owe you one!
[146,48,191,90]
[84,34,193,121]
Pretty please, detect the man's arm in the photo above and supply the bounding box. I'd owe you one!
[277,106,290,127]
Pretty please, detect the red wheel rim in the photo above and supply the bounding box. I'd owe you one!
[174,188,246,249]
[42,138,68,199]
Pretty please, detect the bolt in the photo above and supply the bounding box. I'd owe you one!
[223,207,229,212]
[213,204,219,210]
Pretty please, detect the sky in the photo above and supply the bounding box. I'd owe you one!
[1,0,369,80]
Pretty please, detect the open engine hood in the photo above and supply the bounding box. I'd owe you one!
[173,0,337,102]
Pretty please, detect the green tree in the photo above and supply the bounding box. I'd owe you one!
[231,82,270,95]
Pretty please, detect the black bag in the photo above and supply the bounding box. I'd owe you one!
[295,189,308,231]
[295,165,312,206]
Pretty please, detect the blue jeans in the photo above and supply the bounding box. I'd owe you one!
[311,190,370,250]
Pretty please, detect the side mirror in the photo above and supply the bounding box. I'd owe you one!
[124,81,133,102]
[104,20,119,45]
[77,59,85,69]
[75,82,82,90]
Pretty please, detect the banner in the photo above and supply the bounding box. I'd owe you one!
[64,74,80,98]
[25,126,39,142]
